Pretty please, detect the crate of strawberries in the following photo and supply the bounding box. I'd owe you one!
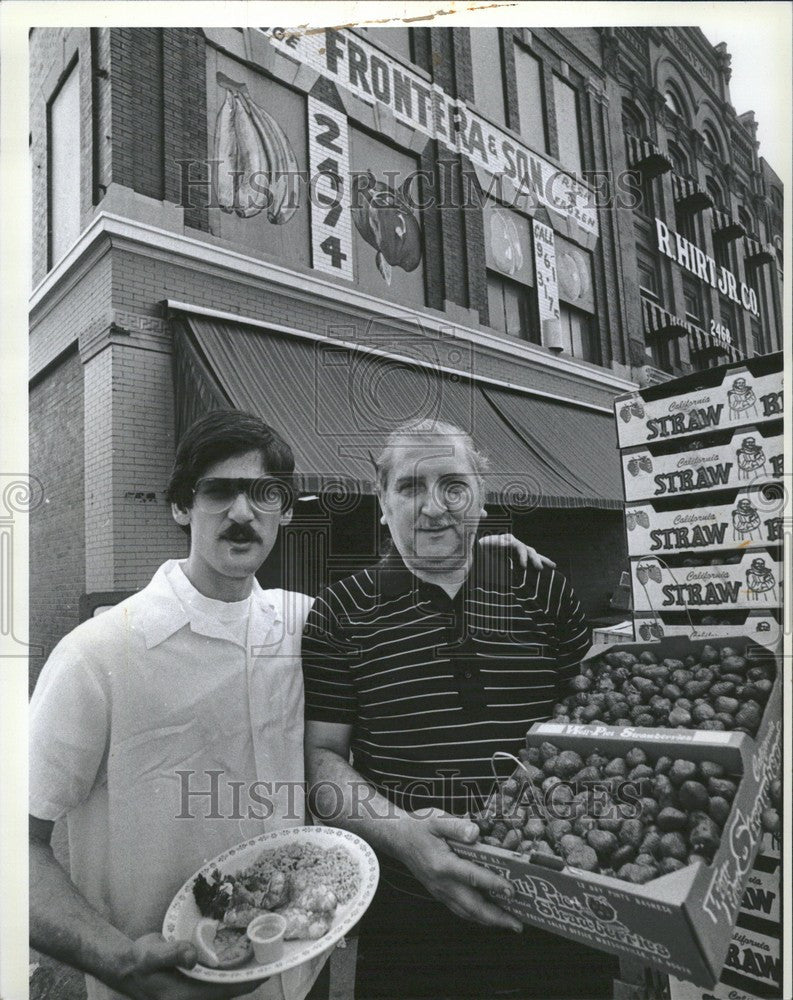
[450,719,781,988]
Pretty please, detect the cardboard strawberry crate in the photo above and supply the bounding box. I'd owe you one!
[630,549,782,613]
[631,612,781,651]
[614,356,783,450]
[451,712,781,987]
[620,425,783,503]
[624,485,784,559]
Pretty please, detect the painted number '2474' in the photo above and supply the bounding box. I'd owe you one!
[314,113,347,269]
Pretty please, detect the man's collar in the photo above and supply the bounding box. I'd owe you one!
[138,560,279,649]
[374,545,511,598]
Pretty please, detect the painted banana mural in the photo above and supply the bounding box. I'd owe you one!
[213,73,300,224]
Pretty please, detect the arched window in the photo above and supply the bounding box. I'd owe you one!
[664,85,686,119]
[738,206,754,239]
[702,124,723,161]
[621,98,646,138]
[667,141,690,177]
[706,176,725,210]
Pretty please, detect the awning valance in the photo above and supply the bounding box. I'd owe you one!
[687,322,741,364]
[743,237,775,266]
[641,298,688,339]
[171,312,624,510]
[712,208,746,242]
[672,173,713,214]
[625,134,672,179]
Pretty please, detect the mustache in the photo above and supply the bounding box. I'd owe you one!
[220,523,262,543]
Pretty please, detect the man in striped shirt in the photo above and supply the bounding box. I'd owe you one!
[303,420,618,999]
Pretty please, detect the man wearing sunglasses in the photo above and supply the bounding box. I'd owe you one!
[29,410,315,1000]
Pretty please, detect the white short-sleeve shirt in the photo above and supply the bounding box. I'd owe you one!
[30,560,319,1000]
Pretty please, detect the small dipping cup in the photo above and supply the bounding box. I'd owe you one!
[247,913,287,964]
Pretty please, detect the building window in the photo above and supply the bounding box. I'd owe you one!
[738,207,755,239]
[487,271,534,340]
[621,99,647,138]
[682,275,705,325]
[358,27,413,61]
[664,85,686,120]
[702,124,723,161]
[706,176,724,211]
[637,252,661,302]
[483,201,536,341]
[470,28,506,125]
[750,316,765,356]
[633,171,656,219]
[48,60,81,268]
[667,141,689,178]
[559,302,597,362]
[513,44,546,152]
[719,296,744,355]
[553,75,583,175]
[648,337,675,374]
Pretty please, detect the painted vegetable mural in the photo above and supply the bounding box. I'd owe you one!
[351,170,423,285]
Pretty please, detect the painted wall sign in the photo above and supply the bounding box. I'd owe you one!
[615,368,783,449]
[621,429,784,502]
[351,170,423,285]
[555,235,594,312]
[655,219,759,316]
[484,202,534,284]
[307,96,353,280]
[533,219,560,337]
[261,27,599,237]
[625,489,783,558]
[631,550,781,612]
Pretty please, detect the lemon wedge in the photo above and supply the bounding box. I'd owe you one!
[193,918,254,969]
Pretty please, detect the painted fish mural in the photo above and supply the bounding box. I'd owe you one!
[213,72,300,223]
[351,170,423,284]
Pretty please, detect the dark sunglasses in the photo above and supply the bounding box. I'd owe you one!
[192,477,292,514]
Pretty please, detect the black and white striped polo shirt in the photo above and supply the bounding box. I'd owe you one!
[302,550,590,816]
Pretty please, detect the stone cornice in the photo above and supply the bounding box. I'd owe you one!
[29,213,637,398]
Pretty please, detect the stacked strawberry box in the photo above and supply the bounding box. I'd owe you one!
[613,354,783,999]
[615,353,783,650]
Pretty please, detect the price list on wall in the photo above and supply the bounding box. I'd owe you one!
[532,219,560,334]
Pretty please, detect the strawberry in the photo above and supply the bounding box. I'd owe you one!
[636,511,650,528]
[620,406,632,423]
[630,401,645,418]
[627,458,640,477]
[638,456,653,473]
[648,565,663,584]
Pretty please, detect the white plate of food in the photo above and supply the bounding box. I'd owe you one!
[162,826,379,982]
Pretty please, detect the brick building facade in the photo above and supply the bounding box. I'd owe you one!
[29,25,783,680]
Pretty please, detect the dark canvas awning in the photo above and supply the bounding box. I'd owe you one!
[672,173,713,214]
[625,134,672,179]
[171,312,624,510]
[642,298,689,339]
